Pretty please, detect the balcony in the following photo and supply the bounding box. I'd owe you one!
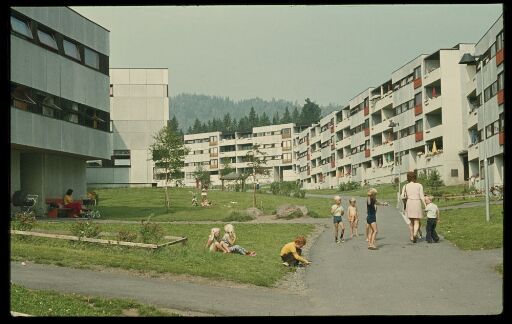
[424,68,441,85]
[364,106,369,116]
[282,159,292,164]
[331,160,335,168]
[413,78,422,89]
[364,149,370,158]
[499,131,504,145]
[209,153,218,158]
[364,128,370,137]
[331,143,335,151]
[498,89,504,105]
[209,141,218,146]
[414,104,423,116]
[330,125,335,133]
[415,131,423,142]
[210,164,218,169]
[424,96,442,114]
[496,49,504,66]
[468,143,479,161]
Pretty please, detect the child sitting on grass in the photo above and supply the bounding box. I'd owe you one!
[221,224,257,256]
[205,228,230,253]
[280,236,311,267]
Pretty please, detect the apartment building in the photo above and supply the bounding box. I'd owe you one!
[300,43,477,190]
[460,14,504,189]
[182,124,298,187]
[10,7,110,205]
[86,68,169,187]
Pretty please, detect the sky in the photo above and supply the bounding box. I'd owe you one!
[73,5,502,106]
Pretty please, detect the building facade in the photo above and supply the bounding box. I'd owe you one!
[10,7,110,209]
[86,68,169,187]
[183,123,299,187]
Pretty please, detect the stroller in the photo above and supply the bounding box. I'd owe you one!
[11,191,38,219]
[82,192,101,219]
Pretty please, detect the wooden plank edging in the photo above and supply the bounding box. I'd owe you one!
[10,230,189,249]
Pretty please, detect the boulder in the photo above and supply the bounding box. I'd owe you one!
[244,208,264,218]
[275,204,307,219]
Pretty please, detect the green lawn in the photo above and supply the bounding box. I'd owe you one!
[10,283,176,316]
[89,187,332,221]
[436,204,503,250]
[11,222,314,287]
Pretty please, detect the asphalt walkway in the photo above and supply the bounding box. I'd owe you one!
[11,196,503,315]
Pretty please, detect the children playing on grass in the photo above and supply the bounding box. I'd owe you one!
[205,227,230,253]
[347,197,359,238]
[280,236,311,267]
[366,188,389,250]
[424,195,440,243]
[221,224,257,256]
[331,196,345,243]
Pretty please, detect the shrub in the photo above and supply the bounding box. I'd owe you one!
[70,220,101,238]
[270,181,304,198]
[117,229,138,242]
[308,210,320,218]
[11,212,36,231]
[338,181,361,192]
[139,218,164,244]
[223,211,254,222]
[293,190,306,198]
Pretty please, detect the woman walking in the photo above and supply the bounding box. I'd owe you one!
[401,171,427,243]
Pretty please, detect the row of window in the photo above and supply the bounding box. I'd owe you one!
[483,72,504,103]
[349,98,369,116]
[393,66,421,91]
[11,82,110,132]
[10,12,108,75]
[485,113,505,139]
[479,31,505,68]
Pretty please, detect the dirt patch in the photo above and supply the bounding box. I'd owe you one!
[272,223,327,295]
[121,308,140,316]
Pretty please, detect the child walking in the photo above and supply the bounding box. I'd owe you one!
[424,195,440,243]
[331,196,345,243]
[280,236,311,267]
[366,188,388,250]
[347,197,359,238]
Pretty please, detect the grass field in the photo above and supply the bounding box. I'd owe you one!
[87,187,332,221]
[10,283,176,316]
[11,222,315,287]
[437,204,503,250]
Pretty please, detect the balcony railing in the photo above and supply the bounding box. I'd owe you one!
[498,89,504,105]
[414,104,423,116]
[209,153,218,158]
[415,131,424,142]
[499,131,504,145]
[209,141,218,146]
[413,78,422,89]
[364,149,370,158]
[496,49,504,66]
[364,128,370,137]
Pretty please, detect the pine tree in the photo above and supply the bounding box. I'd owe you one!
[259,112,271,126]
[281,107,292,123]
[223,113,232,132]
[192,118,202,133]
[248,107,258,129]
[272,112,280,125]
[299,98,321,126]
[292,107,300,124]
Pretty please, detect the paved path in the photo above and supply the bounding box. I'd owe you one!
[11,197,502,315]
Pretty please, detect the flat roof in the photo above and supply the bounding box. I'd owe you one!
[66,6,110,32]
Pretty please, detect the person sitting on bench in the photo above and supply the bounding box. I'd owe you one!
[63,189,85,217]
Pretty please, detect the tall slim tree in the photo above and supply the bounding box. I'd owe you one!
[281,107,292,123]
[259,112,271,126]
[223,113,233,133]
[248,106,258,129]
[292,107,300,124]
[193,165,211,190]
[192,118,203,133]
[272,111,280,125]
[246,144,269,208]
[150,125,189,211]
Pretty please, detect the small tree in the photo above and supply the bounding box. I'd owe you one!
[220,160,235,177]
[150,125,188,211]
[246,144,270,208]
[193,165,211,189]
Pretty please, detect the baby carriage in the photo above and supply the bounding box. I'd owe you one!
[11,191,38,219]
[82,192,101,219]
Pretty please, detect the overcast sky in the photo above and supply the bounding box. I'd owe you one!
[73,5,502,106]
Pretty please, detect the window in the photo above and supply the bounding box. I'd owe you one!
[84,47,99,69]
[209,136,217,143]
[37,29,58,50]
[415,92,422,106]
[210,159,218,168]
[63,39,80,60]
[408,99,415,109]
[497,73,504,91]
[10,16,33,38]
[499,113,504,132]
[283,153,292,162]
[496,32,504,51]
[406,75,414,84]
[415,120,423,133]
[42,96,63,118]
[282,140,292,150]
[486,121,499,138]
[109,84,114,97]
[484,86,491,102]
[11,84,36,111]
[490,42,496,58]
[451,169,458,177]
[414,66,421,79]
[113,150,131,167]
[365,140,370,149]
[491,81,498,97]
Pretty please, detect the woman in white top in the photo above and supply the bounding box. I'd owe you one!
[401,171,427,243]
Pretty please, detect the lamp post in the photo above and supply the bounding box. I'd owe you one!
[388,120,400,207]
[459,53,490,222]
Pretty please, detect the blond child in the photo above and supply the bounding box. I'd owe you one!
[221,224,257,256]
[331,195,345,243]
[347,197,359,238]
[205,228,230,253]
[280,236,311,267]
[424,195,440,243]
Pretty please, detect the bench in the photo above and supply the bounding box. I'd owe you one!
[45,198,83,218]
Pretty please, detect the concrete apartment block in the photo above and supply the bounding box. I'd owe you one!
[86,68,169,188]
[10,6,110,207]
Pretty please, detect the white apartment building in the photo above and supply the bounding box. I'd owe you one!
[86,68,170,188]
[10,7,111,206]
[182,124,298,187]
[460,14,504,189]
